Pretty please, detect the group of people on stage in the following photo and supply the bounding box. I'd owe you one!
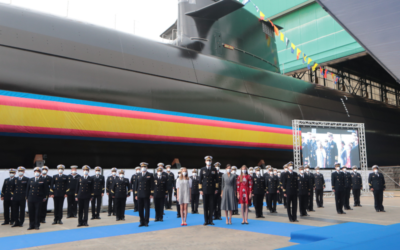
[1,156,386,229]
[302,132,360,169]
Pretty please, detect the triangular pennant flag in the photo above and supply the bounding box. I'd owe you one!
[274,26,279,36]
[334,76,339,84]
[302,54,307,64]
[280,32,284,41]
[320,66,323,75]
[259,11,265,21]
[324,69,328,79]
[268,19,274,27]
[331,73,335,79]
[296,48,301,60]
[312,63,318,71]
[286,38,290,49]
[291,43,296,53]
[307,58,313,69]
[255,5,260,13]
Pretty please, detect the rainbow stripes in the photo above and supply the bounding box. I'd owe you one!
[0,90,293,150]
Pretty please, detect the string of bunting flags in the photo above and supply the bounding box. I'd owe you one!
[241,0,340,84]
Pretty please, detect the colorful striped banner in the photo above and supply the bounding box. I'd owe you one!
[0,90,293,150]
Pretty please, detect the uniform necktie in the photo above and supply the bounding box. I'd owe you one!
[35,178,38,182]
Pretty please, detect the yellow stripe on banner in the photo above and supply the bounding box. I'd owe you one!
[0,105,292,145]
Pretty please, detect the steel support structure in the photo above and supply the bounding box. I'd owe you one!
[292,120,369,191]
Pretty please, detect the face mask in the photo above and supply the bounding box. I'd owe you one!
[278,174,281,177]
[316,170,319,173]
[256,171,260,175]
[343,169,346,172]
[249,171,253,174]
[96,171,100,175]
[300,170,304,174]
[42,170,47,174]
[18,172,24,176]
[141,167,146,172]
[336,168,340,171]
[353,169,357,172]
[289,166,293,171]
[374,170,378,173]
[71,170,76,174]
[10,173,15,177]
[306,169,309,172]
[226,169,231,173]
[242,170,247,174]
[182,172,187,176]
[120,174,124,178]
[231,171,236,174]
[167,169,170,172]
[216,167,220,171]
[84,171,88,175]
[34,172,40,177]
[112,172,116,176]
[157,172,162,176]
[58,169,63,173]
[206,161,211,166]
[192,173,197,176]
[274,171,277,175]
[269,172,272,175]
[284,169,288,172]
[178,174,181,177]
[136,171,139,174]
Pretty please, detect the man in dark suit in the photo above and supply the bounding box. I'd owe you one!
[213,162,223,220]
[342,166,353,210]
[106,167,118,216]
[75,165,94,227]
[111,169,130,221]
[131,166,140,212]
[266,168,280,213]
[135,162,154,227]
[40,166,52,223]
[351,166,362,207]
[11,166,29,227]
[153,167,168,222]
[314,167,325,208]
[264,165,272,211]
[282,162,298,222]
[26,167,49,230]
[50,164,68,225]
[91,166,105,220]
[304,165,315,212]
[280,165,288,208]
[326,133,338,168]
[190,169,200,214]
[369,165,386,212]
[66,165,80,218]
[1,168,16,225]
[331,163,346,214]
[199,156,218,226]
[252,167,266,218]
[298,166,310,217]
[165,165,175,210]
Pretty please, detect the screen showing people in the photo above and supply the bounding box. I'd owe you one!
[300,128,360,169]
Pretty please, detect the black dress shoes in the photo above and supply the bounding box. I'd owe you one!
[52,221,58,225]
[12,224,19,227]
[209,222,215,225]
[97,216,101,219]
[35,227,39,230]
[138,223,144,227]
[58,220,63,225]
[91,217,95,220]
[77,223,83,227]
[41,220,46,223]
[145,223,149,227]
[27,227,34,230]
[203,223,208,226]
[108,213,111,216]
[154,219,159,222]
[1,222,9,225]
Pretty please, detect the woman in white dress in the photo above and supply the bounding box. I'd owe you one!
[176,167,192,226]
[316,141,327,168]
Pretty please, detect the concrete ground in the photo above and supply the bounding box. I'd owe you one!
[1,192,399,250]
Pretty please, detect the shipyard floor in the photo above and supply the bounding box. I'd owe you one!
[1,192,400,250]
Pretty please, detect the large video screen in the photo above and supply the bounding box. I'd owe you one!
[300,127,360,169]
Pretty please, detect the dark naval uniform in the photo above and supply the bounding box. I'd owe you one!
[153,175,168,221]
[50,174,68,223]
[369,172,385,212]
[135,172,154,226]
[11,176,29,226]
[75,176,94,226]
[91,174,105,219]
[281,171,298,222]
[351,172,362,206]
[66,174,80,218]
[314,173,325,207]
[297,174,310,216]
[252,174,266,217]
[213,172,223,220]
[190,175,200,213]
[40,175,53,222]
[131,173,139,211]
[199,166,218,225]
[326,140,338,168]
[26,176,49,229]
[111,177,130,220]
[331,171,345,214]
[266,174,280,213]
[343,172,352,209]
[280,172,288,208]
[305,172,315,211]
[264,172,271,211]
[1,177,15,225]
[106,175,117,215]
[165,171,175,209]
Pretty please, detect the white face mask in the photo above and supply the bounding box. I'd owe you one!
[112,172,116,176]
[353,169,357,172]
[42,170,47,174]
[278,174,281,177]
[182,172,187,176]
[256,171,260,175]
[192,173,197,176]
[249,170,253,174]
[242,170,247,174]
[96,171,100,175]
[34,172,40,177]
[18,172,24,176]
[336,168,340,171]
[306,169,309,172]
[167,169,170,172]
[157,172,162,176]
[58,169,63,174]
[141,167,146,172]
[284,169,288,172]
[274,171,277,175]
[136,171,139,174]
[231,170,236,174]
[289,166,293,171]
[206,161,211,166]
[226,169,231,173]
[316,170,320,173]
[215,167,220,171]
[83,171,88,175]
[374,169,378,173]
[178,174,181,177]
[343,169,347,172]
[71,170,77,174]
[269,172,273,175]
[300,170,304,174]
[119,174,124,178]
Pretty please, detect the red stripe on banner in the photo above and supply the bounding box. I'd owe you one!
[0,96,292,135]
[0,124,293,150]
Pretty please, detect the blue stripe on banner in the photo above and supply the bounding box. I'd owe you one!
[0,132,293,152]
[0,209,314,250]
[0,90,292,130]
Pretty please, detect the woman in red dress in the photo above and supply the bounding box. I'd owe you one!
[237,165,253,224]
